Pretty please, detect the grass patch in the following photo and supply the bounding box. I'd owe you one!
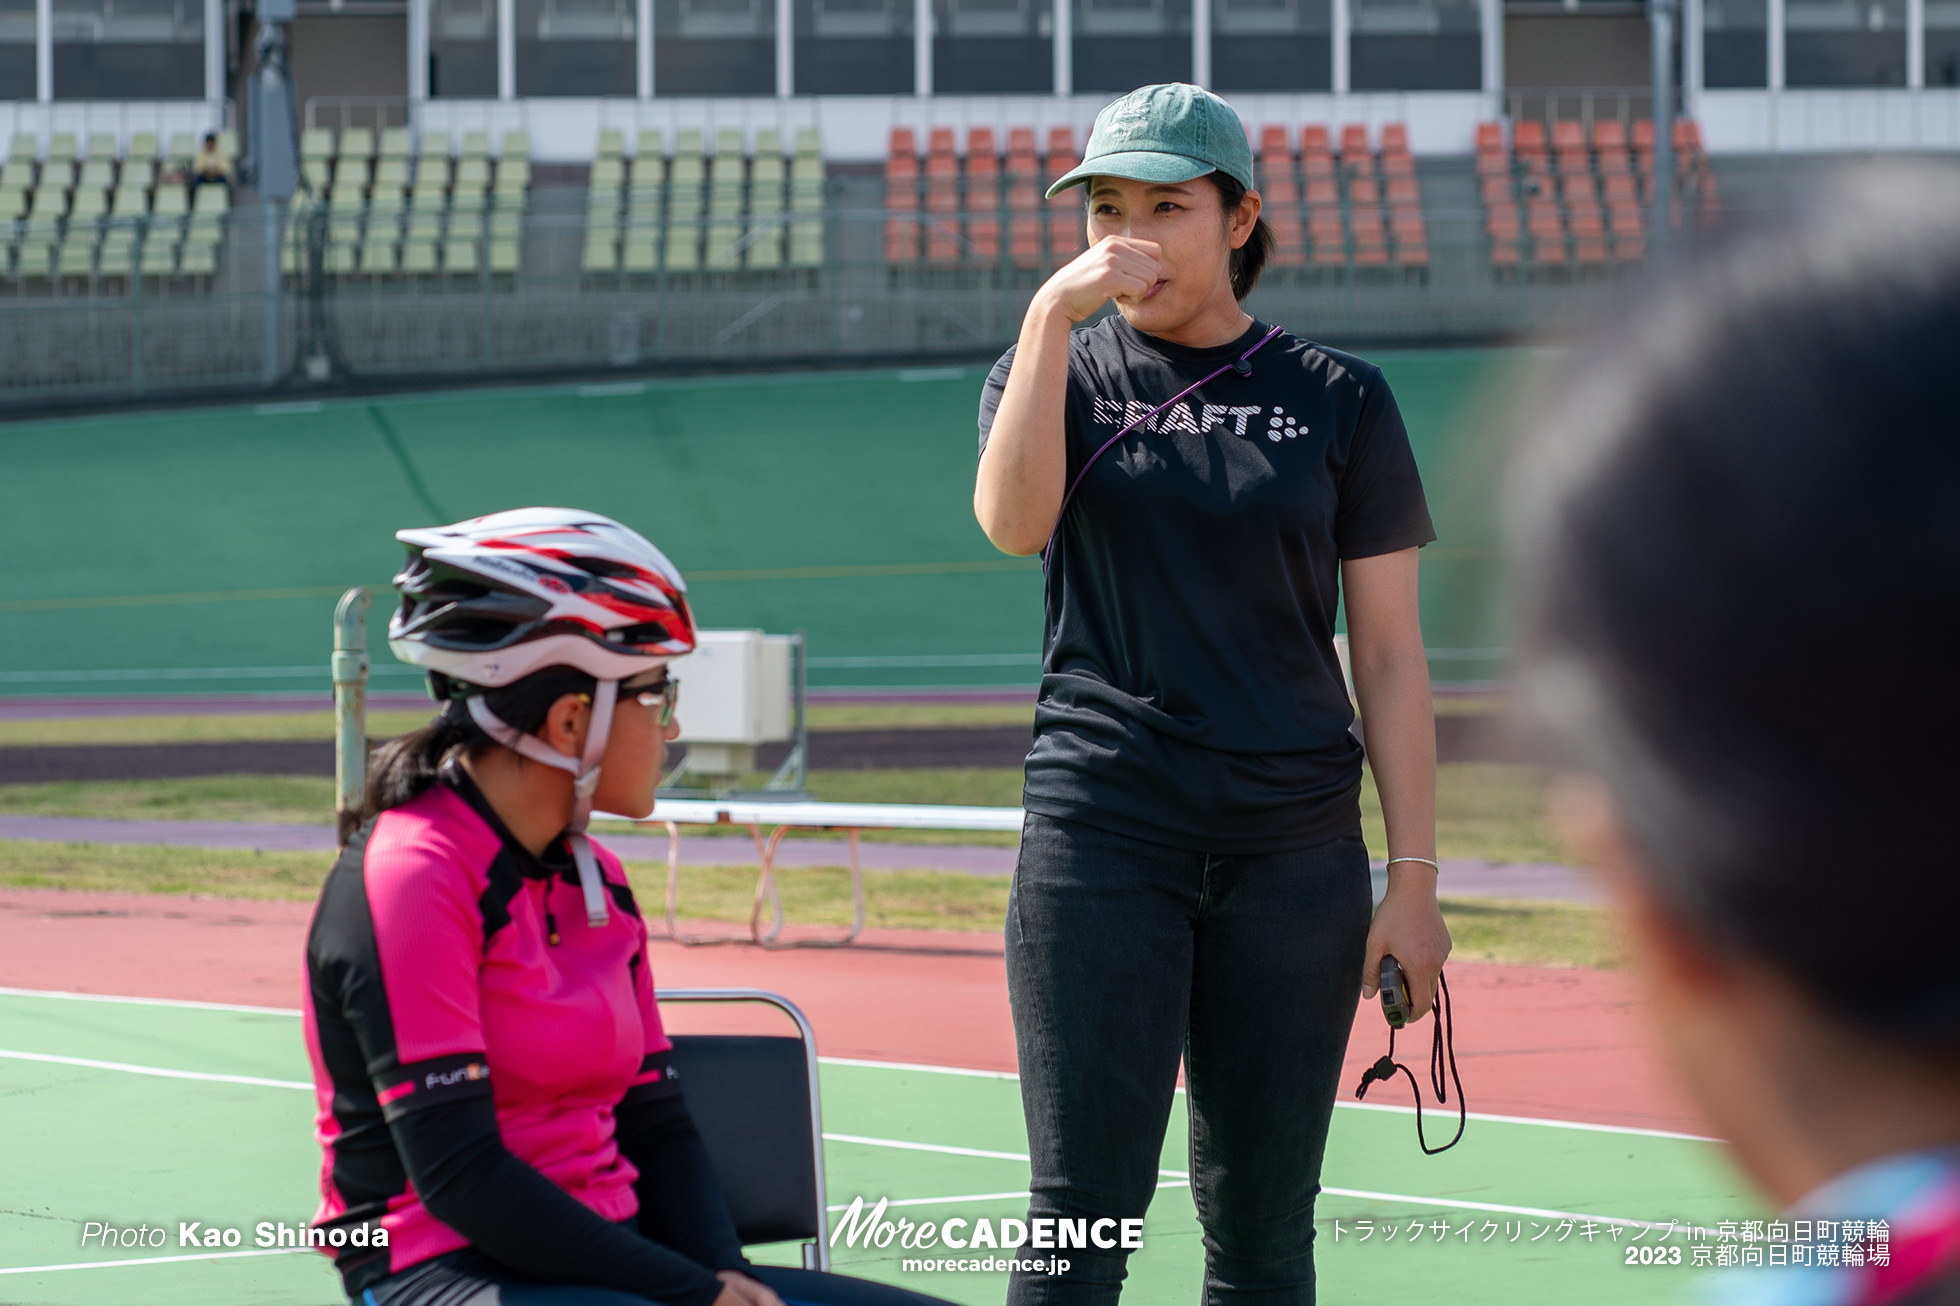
[0,839,1008,933]
[0,764,1566,863]
[1363,763,1568,866]
[0,775,339,824]
[0,711,435,747]
[803,703,1035,731]
[1439,896,1625,970]
[0,840,1617,967]
[0,702,1031,747]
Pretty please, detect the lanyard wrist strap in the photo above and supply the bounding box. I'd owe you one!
[1041,322,1287,571]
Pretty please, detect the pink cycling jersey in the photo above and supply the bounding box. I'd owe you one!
[303,771,671,1286]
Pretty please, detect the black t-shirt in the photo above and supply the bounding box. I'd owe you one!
[978,314,1435,854]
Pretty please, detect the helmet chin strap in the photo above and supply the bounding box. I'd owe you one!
[467,679,618,929]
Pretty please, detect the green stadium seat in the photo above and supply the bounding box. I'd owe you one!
[501,130,529,160]
[39,160,74,191]
[79,159,113,189]
[380,127,413,160]
[597,128,625,159]
[421,129,452,161]
[664,215,700,271]
[447,208,485,242]
[332,157,370,193]
[582,229,619,272]
[590,156,624,190]
[327,237,360,273]
[193,185,229,215]
[495,158,529,194]
[128,131,158,161]
[489,206,520,242]
[705,133,744,268]
[405,208,442,242]
[0,159,32,188]
[795,128,821,155]
[121,158,155,190]
[400,239,439,274]
[55,236,95,277]
[14,237,54,277]
[748,133,785,269]
[412,157,450,204]
[0,188,23,220]
[454,157,490,195]
[177,241,217,276]
[360,236,399,273]
[47,132,77,163]
[85,132,116,162]
[28,187,66,219]
[443,238,479,273]
[154,182,188,215]
[671,130,704,186]
[488,237,519,273]
[97,230,138,277]
[621,232,658,272]
[461,130,490,160]
[70,188,107,220]
[635,129,664,161]
[6,133,35,162]
[374,157,410,192]
[341,127,376,161]
[165,132,196,170]
[301,129,334,162]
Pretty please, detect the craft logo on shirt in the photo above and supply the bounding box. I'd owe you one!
[1091,397,1307,443]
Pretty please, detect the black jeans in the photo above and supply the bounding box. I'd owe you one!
[1005,813,1373,1306]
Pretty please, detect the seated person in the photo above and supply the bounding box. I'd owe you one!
[307,507,937,1306]
[1513,173,1960,1304]
[192,133,229,188]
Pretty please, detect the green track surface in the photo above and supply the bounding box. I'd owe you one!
[0,989,1759,1306]
[0,353,1516,697]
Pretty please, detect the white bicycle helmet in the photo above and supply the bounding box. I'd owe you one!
[387,507,697,930]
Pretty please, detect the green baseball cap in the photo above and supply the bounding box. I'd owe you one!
[1045,83,1254,200]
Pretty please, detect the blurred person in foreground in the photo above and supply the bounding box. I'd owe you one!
[1511,168,1960,1306]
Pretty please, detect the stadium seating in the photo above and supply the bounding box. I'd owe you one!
[1,130,236,283]
[282,126,530,280]
[581,126,825,278]
[1474,116,1711,276]
[870,119,1421,275]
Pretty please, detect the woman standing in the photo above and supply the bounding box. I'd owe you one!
[973,84,1451,1305]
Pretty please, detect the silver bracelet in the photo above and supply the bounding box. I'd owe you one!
[1385,856,1441,872]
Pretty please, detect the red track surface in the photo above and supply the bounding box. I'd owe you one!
[0,888,1712,1137]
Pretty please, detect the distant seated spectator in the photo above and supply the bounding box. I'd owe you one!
[192,133,229,189]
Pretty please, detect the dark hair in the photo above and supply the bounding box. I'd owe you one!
[1208,171,1273,301]
[364,666,598,818]
[1512,165,1960,1048]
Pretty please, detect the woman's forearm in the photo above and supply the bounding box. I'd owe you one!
[974,296,1075,555]
[1353,642,1438,893]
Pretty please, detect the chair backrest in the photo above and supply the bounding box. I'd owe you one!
[659,989,827,1268]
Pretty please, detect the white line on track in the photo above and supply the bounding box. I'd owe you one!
[0,1248,312,1276]
[0,1048,311,1089]
[0,1034,1718,1272]
[0,985,1716,1140]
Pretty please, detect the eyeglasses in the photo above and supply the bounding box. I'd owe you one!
[621,676,679,727]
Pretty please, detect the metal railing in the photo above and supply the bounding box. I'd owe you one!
[1504,85,1688,134]
[303,97,414,134]
[0,163,1744,412]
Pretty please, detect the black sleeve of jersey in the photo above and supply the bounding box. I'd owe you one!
[388,1094,728,1306]
[616,1087,749,1273]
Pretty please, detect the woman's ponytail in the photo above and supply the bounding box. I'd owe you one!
[361,664,603,822]
[1209,170,1274,301]
[364,698,482,819]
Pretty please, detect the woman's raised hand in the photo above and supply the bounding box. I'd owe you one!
[1037,236,1166,322]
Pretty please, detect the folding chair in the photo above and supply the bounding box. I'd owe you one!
[657,989,831,1270]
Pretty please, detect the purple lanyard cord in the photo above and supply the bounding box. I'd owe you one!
[1041,323,1287,571]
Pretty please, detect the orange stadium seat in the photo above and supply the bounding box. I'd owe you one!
[966,128,1000,261]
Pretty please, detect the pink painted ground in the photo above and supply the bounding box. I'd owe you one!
[0,887,1711,1137]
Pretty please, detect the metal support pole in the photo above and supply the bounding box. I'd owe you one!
[1053,0,1070,96]
[1649,0,1675,249]
[34,0,49,105]
[333,587,372,848]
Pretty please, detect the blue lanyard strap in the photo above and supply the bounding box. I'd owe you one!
[1040,322,1287,571]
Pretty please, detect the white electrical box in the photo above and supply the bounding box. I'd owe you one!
[668,629,794,775]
